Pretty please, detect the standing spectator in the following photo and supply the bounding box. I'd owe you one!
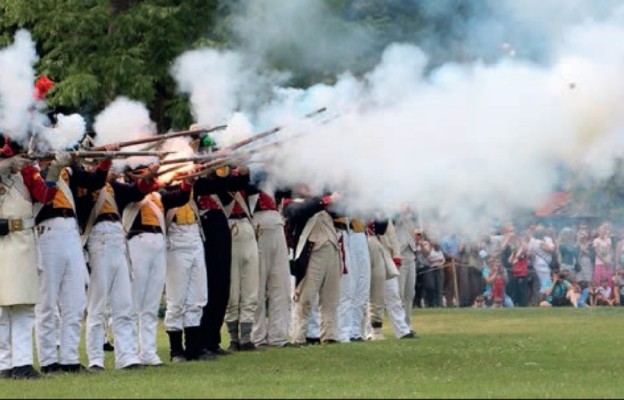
[558,227,579,276]
[480,251,493,307]
[441,232,461,307]
[575,227,593,286]
[508,233,530,307]
[489,261,507,308]
[424,240,445,307]
[528,225,556,303]
[592,222,614,285]
[455,237,476,307]
[413,230,426,308]
[613,230,624,275]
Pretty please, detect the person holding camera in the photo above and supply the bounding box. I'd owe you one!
[541,270,578,308]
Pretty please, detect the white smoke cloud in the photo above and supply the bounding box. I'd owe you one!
[39,113,86,151]
[230,0,374,74]
[0,29,39,146]
[173,1,624,234]
[92,96,158,171]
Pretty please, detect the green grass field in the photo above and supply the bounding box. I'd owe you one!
[1,307,623,399]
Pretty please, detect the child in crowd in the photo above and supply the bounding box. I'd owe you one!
[595,277,615,306]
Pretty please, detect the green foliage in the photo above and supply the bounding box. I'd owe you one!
[0,0,222,132]
[1,0,483,131]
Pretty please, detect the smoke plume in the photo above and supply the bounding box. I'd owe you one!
[173,0,624,234]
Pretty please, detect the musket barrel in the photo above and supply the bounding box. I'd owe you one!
[72,150,173,159]
[89,124,227,151]
[221,107,326,152]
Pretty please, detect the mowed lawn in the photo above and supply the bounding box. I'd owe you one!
[1,307,623,399]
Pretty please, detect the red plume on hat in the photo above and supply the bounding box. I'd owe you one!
[33,75,55,100]
[0,136,15,158]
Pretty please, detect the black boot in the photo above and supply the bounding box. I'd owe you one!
[11,365,41,379]
[167,330,186,362]
[184,327,207,361]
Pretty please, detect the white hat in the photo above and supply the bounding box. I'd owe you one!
[478,250,489,259]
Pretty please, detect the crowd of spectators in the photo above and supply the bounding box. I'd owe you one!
[412,221,624,309]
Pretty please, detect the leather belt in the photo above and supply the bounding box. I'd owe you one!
[95,213,121,225]
[1,217,35,232]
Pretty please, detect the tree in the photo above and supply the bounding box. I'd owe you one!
[1,0,224,132]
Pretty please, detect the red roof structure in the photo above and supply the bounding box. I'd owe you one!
[534,191,572,217]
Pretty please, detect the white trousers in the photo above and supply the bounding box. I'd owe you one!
[0,305,35,369]
[165,224,207,331]
[385,277,411,338]
[35,217,86,367]
[225,219,259,324]
[346,231,370,340]
[86,221,139,369]
[398,249,416,328]
[129,232,166,365]
[251,212,291,347]
[337,230,353,342]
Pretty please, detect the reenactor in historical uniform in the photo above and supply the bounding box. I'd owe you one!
[35,149,115,374]
[283,186,341,346]
[76,164,161,371]
[193,165,250,357]
[164,187,209,362]
[250,185,292,348]
[122,167,193,366]
[0,136,61,379]
[224,183,260,352]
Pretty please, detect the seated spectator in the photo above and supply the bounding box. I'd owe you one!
[540,270,578,308]
[568,275,587,308]
[472,295,485,308]
[588,281,598,307]
[595,277,616,306]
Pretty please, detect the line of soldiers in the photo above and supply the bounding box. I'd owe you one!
[0,130,419,380]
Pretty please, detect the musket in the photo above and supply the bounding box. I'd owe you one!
[169,131,305,180]
[158,107,328,182]
[156,152,233,167]
[88,124,227,151]
[24,150,174,160]
[219,107,326,153]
